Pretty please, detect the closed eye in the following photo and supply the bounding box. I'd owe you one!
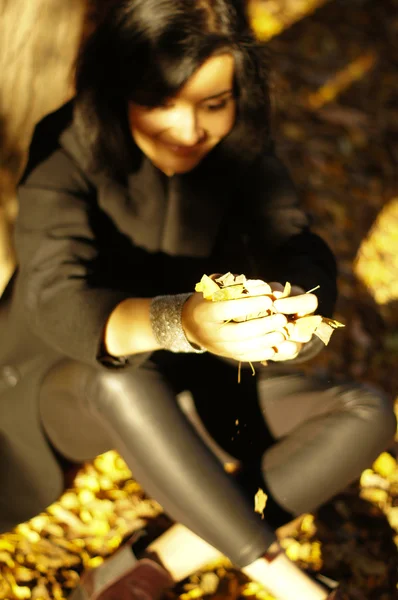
[204,96,234,112]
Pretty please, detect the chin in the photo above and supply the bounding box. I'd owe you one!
[162,157,203,175]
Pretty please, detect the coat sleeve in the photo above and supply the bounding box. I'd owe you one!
[243,145,338,319]
[15,146,147,368]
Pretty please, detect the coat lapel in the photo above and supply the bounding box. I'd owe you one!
[98,159,231,257]
[161,170,229,257]
[94,159,164,253]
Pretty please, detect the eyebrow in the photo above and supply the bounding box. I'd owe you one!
[201,88,234,101]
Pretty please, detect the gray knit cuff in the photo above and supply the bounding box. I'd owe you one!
[150,293,206,354]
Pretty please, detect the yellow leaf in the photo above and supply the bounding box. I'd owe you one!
[314,317,345,345]
[372,452,397,478]
[322,317,345,329]
[195,274,220,299]
[212,284,245,301]
[215,272,246,287]
[289,315,323,342]
[314,321,335,345]
[281,281,292,298]
[254,488,268,519]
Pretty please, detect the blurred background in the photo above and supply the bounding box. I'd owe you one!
[0,1,397,599]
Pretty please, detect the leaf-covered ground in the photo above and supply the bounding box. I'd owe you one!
[0,1,397,599]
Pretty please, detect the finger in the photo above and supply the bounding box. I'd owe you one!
[208,295,273,322]
[219,313,287,342]
[271,341,301,361]
[233,346,277,363]
[212,330,285,358]
[270,283,306,299]
[273,293,318,316]
[244,281,273,296]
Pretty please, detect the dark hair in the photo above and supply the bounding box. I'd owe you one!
[75,0,271,179]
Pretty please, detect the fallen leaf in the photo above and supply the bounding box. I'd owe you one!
[254,488,268,519]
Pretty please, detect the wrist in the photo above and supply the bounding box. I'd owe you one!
[181,299,203,349]
[150,294,206,354]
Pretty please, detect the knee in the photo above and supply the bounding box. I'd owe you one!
[87,367,147,416]
[338,382,397,446]
[89,368,131,406]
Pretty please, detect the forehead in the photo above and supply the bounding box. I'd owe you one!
[176,53,235,100]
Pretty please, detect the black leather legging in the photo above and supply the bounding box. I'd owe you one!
[39,351,396,568]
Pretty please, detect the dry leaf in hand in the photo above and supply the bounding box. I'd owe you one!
[212,284,245,302]
[215,272,246,287]
[196,273,246,301]
[266,281,292,300]
[314,318,345,345]
[323,318,346,330]
[280,281,292,298]
[254,488,268,519]
[195,274,220,299]
[194,273,345,376]
[287,315,323,342]
[196,273,273,321]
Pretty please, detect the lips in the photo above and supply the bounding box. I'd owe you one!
[163,141,199,156]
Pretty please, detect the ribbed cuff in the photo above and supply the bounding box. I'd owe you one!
[150,293,206,354]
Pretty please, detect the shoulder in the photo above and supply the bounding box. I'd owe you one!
[20,100,97,194]
[21,101,74,182]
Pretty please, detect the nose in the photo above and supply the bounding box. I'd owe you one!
[169,106,204,146]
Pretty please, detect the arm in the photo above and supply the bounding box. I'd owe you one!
[238,147,338,361]
[16,143,297,366]
[16,146,157,366]
[104,297,161,356]
[243,147,338,318]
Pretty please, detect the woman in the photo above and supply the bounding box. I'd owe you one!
[0,1,395,599]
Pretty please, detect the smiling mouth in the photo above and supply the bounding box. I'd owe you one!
[163,141,201,156]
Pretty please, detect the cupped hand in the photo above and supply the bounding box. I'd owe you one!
[182,292,288,363]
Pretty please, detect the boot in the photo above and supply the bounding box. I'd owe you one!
[68,538,173,600]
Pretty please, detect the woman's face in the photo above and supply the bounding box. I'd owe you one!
[128,54,236,175]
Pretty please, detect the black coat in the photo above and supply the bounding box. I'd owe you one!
[0,102,337,533]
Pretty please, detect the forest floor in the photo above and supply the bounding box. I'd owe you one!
[0,1,397,599]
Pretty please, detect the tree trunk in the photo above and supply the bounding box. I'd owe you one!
[0,0,86,293]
